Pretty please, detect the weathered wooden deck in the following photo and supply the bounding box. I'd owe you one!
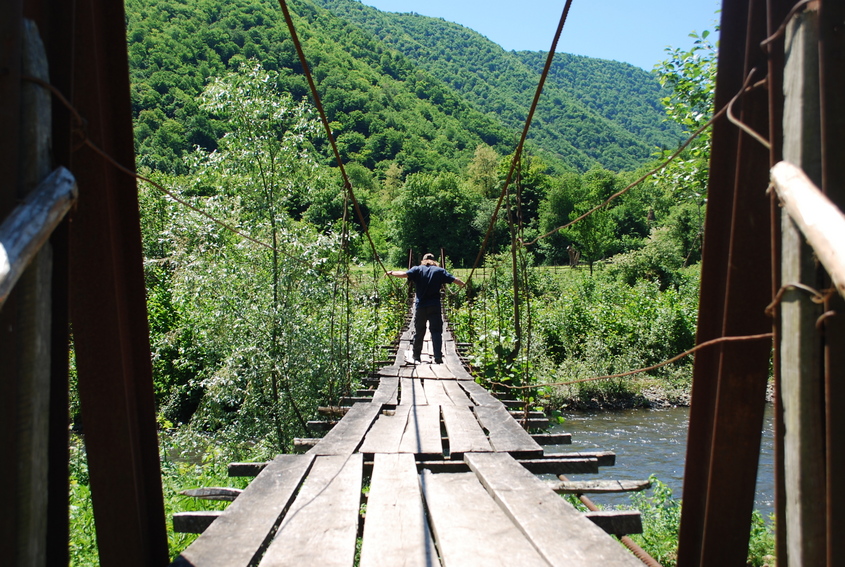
[171,311,645,567]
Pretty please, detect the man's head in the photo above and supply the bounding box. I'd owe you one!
[421,253,439,266]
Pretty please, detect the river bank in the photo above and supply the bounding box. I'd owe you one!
[543,376,775,412]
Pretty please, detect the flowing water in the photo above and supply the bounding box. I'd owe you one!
[545,404,776,518]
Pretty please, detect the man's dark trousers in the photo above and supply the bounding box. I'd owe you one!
[413,304,443,361]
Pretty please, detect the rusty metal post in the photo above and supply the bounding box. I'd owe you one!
[818,2,845,565]
[677,0,775,564]
[41,0,170,564]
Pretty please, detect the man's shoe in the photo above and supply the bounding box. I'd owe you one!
[434,358,443,364]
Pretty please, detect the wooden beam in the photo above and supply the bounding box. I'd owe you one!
[179,487,243,502]
[531,433,572,445]
[585,511,643,536]
[174,454,314,567]
[0,166,77,308]
[360,453,436,567]
[420,470,548,566]
[551,480,651,494]
[779,6,828,566]
[259,454,363,567]
[465,452,642,566]
[771,160,845,298]
[173,511,222,534]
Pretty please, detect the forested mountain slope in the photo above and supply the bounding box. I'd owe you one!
[311,0,682,171]
[127,0,513,175]
[126,0,680,176]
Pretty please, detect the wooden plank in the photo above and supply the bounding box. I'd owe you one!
[173,511,223,534]
[400,378,428,406]
[441,380,473,406]
[772,161,845,298]
[173,454,314,567]
[180,487,243,501]
[309,402,382,456]
[465,452,642,566]
[414,365,439,379]
[420,470,549,566]
[474,405,543,457]
[375,368,400,378]
[424,380,455,406]
[458,380,504,407]
[359,406,410,454]
[0,167,77,307]
[553,451,616,467]
[779,11,828,564]
[430,364,454,379]
[399,405,442,457]
[532,433,572,445]
[259,454,362,567]
[584,511,643,536]
[518,458,599,475]
[228,462,267,477]
[370,377,398,406]
[551,480,651,494]
[441,404,492,456]
[360,453,439,567]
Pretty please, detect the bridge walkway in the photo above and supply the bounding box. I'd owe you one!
[171,311,644,567]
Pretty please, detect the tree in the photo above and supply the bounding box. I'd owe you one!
[563,168,619,275]
[467,144,500,198]
[390,172,479,266]
[651,26,718,262]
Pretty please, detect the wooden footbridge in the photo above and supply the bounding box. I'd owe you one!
[171,311,649,567]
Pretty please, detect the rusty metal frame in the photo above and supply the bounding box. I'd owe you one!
[819,1,845,565]
[0,0,171,564]
[677,0,777,564]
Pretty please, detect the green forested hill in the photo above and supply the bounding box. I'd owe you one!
[126,0,680,176]
[126,0,513,176]
[310,0,682,171]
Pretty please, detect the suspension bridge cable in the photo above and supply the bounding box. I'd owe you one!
[276,0,398,292]
[522,66,765,247]
[466,0,575,286]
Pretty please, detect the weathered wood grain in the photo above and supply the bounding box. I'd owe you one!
[309,402,382,456]
[465,452,642,566]
[360,453,439,567]
[441,404,492,457]
[420,470,549,566]
[584,511,643,536]
[424,380,455,406]
[173,511,223,534]
[0,167,76,307]
[180,487,243,501]
[551,480,651,494]
[399,405,442,458]
[259,454,363,567]
[474,405,543,457]
[370,377,399,406]
[458,380,505,407]
[173,454,314,567]
[441,380,473,406]
[400,378,428,406]
[359,406,410,454]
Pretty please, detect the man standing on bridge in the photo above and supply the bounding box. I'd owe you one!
[387,253,465,364]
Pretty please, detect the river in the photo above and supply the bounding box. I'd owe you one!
[545,404,776,519]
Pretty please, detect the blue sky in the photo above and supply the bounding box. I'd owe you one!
[359,0,721,71]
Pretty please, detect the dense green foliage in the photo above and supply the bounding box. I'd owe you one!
[125,0,681,176]
[312,0,682,172]
[68,4,752,563]
[448,260,700,410]
[623,477,775,567]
